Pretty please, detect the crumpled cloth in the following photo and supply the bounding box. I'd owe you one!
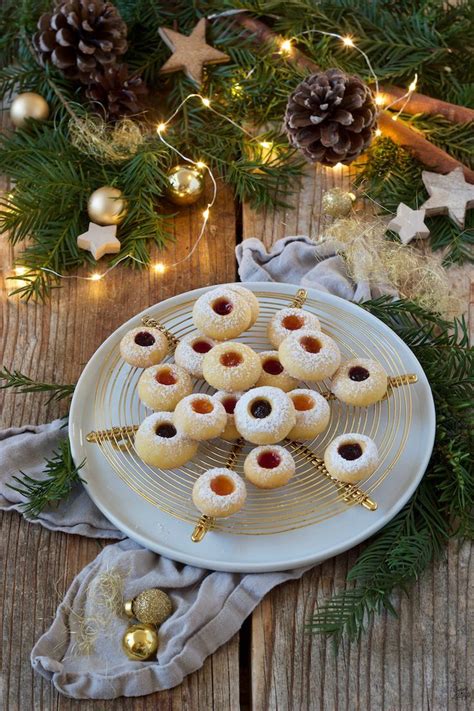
[1,234,394,699]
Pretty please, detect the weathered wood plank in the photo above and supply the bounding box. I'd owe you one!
[1,183,240,710]
[243,162,473,711]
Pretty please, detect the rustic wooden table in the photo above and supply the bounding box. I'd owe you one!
[1,163,472,710]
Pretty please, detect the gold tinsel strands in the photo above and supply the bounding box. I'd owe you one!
[68,116,144,162]
[321,217,463,319]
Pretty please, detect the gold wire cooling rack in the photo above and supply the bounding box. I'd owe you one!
[85,288,417,541]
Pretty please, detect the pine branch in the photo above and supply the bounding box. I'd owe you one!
[0,367,75,404]
[8,439,85,517]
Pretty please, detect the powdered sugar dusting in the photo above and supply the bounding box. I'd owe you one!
[330,358,388,405]
[268,308,321,347]
[192,467,247,516]
[234,386,296,439]
[174,333,216,378]
[324,433,379,482]
[245,445,295,483]
[120,327,168,368]
[289,389,330,429]
[202,342,261,391]
[193,286,251,339]
[279,328,341,380]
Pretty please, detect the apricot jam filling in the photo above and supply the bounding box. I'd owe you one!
[156,369,177,385]
[282,314,304,330]
[192,398,214,414]
[300,336,321,354]
[210,475,235,496]
[220,351,243,368]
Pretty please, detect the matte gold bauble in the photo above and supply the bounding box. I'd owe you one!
[124,588,173,626]
[10,92,50,128]
[122,623,158,661]
[166,164,204,206]
[87,186,127,225]
[322,188,355,218]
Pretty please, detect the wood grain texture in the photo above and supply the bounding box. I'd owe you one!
[243,162,473,711]
[0,182,240,710]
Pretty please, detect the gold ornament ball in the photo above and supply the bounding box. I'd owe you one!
[166,164,204,206]
[10,92,50,128]
[122,623,159,661]
[124,588,173,626]
[87,186,127,225]
[322,188,355,218]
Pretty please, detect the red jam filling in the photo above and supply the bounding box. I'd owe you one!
[263,358,284,375]
[300,336,321,354]
[250,399,272,418]
[156,369,177,386]
[220,351,243,368]
[155,423,176,438]
[257,451,281,469]
[349,366,370,382]
[192,398,214,414]
[222,396,237,414]
[338,442,363,460]
[212,299,233,316]
[210,475,235,496]
[292,393,314,411]
[282,314,304,330]
[192,340,213,354]
[134,331,156,347]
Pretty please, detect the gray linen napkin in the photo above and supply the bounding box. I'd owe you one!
[1,235,394,699]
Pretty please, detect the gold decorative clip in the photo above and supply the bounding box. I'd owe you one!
[141,316,180,352]
[86,425,138,452]
[191,439,245,542]
[290,288,308,308]
[286,440,377,511]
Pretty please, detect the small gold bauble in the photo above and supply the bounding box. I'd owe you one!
[87,186,127,225]
[10,92,50,128]
[125,588,173,626]
[166,164,204,206]
[122,623,159,661]
[322,188,355,218]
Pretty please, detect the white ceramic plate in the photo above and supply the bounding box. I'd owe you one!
[69,283,435,572]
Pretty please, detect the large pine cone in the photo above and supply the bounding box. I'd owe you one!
[86,64,147,120]
[33,0,128,85]
[285,69,377,166]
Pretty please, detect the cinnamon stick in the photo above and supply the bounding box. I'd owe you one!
[233,14,474,123]
[230,13,474,181]
[377,113,474,182]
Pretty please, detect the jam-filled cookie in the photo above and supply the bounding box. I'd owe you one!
[192,468,247,517]
[279,328,341,381]
[211,391,245,441]
[234,386,296,445]
[120,327,168,368]
[324,433,379,483]
[174,393,227,441]
[202,342,261,392]
[288,389,331,441]
[137,363,192,411]
[267,307,321,348]
[255,351,299,392]
[134,412,198,469]
[226,284,260,326]
[173,333,216,379]
[244,445,295,489]
[330,358,388,406]
[193,286,251,340]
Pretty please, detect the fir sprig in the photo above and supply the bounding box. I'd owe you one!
[0,367,75,403]
[311,297,473,647]
[8,439,85,517]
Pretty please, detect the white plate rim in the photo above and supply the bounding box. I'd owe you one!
[69,282,436,572]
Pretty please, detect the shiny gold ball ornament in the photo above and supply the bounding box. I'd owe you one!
[124,588,173,625]
[10,92,50,128]
[166,164,204,206]
[122,623,159,661]
[322,188,355,218]
[87,186,127,225]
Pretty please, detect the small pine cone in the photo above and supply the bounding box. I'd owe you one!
[86,64,147,120]
[33,0,128,85]
[285,69,377,166]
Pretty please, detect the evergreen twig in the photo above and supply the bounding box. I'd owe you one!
[0,367,75,403]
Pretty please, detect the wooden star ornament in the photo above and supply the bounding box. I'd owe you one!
[158,18,229,86]
[387,203,430,245]
[420,167,474,228]
[77,223,120,260]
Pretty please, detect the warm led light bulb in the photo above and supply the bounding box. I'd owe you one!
[153,262,166,274]
[333,162,344,170]
[201,97,211,107]
[196,161,206,170]
[90,272,103,281]
[375,94,385,106]
[202,208,210,219]
[408,78,417,92]
[260,141,272,149]
[14,266,27,276]
[280,39,292,54]
[375,128,382,137]
[157,123,167,133]
[342,36,354,47]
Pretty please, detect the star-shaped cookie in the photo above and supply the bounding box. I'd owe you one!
[420,167,474,228]
[387,203,430,245]
[159,18,229,86]
[77,223,120,260]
